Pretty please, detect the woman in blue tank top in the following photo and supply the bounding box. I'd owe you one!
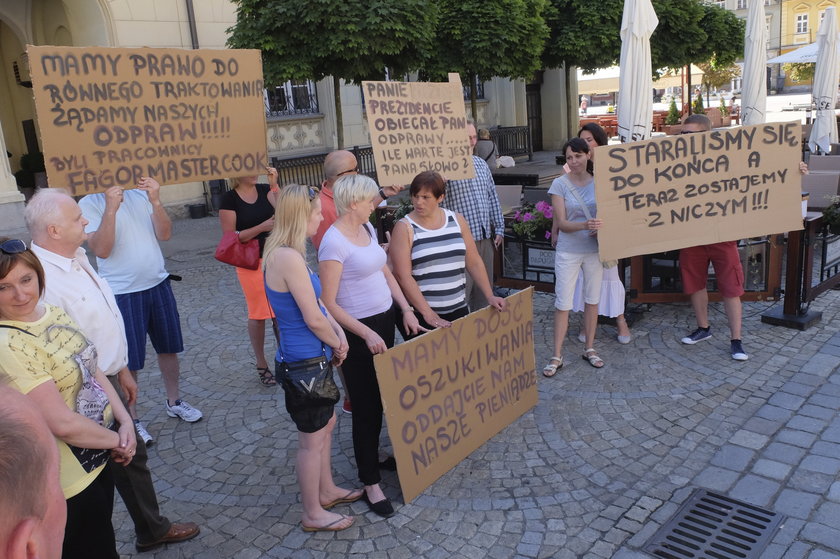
[263,184,360,533]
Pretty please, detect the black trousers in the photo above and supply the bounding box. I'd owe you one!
[342,305,396,486]
[107,375,171,544]
[63,465,119,559]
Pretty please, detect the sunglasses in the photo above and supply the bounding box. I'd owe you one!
[0,239,27,254]
[335,167,359,177]
[680,130,700,135]
[308,186,320,200]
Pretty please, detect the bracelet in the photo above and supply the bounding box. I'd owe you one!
[378,187,388,200]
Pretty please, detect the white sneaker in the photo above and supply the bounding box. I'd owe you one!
[134,420,154,446]
[165,399,203,422]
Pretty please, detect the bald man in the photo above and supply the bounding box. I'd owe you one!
[0,386,66,559]
[312,150,403,249]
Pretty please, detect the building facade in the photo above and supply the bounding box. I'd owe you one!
[1,0,571,231]
[778,0,839,88]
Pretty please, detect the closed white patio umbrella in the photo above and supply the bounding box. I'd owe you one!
[809,6,839,154]
[741,0,767,126]
[617,0,659,143]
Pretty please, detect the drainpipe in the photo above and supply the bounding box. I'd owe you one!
[185,0,199,49]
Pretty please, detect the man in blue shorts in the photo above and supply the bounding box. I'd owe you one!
[80,177,203,441]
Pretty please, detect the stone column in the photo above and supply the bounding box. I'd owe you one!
[0,118,26,234]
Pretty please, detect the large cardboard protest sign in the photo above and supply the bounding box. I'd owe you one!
[374,289,537,503]
[595,122,804,261]
[363,73,474,185]
[28,45,266,194]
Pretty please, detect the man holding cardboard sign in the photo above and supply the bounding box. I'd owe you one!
[80,178,203,435]
[677,114,748,361]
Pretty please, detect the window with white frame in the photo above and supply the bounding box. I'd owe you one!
[264,80,319,117]
[796,13,808,34]
[737,0,746,9]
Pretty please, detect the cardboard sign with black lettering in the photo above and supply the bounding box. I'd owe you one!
[595,122,804,261]
[363,73,474,185]
[27,45,266,194]
[374,289,537,503]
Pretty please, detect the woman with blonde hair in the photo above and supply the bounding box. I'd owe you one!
[263,185,359,532]
[219,167,279,385]
[319,174,423,518]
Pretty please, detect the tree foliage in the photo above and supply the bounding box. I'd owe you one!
[650,0,744,72]
[542,0,623,73]
[227,0,436,85]
[428,0,549,119]
[227,0,437,147]
[783,62,815,83]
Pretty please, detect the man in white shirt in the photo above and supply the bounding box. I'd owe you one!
[79,178,202,427]
[25,188,199,552]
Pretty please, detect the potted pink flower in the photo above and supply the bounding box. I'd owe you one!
[511,200,553,242]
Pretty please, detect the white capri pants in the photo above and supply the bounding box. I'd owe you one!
[554,250,604,311]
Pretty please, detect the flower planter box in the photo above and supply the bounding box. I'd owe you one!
[497,234,555,293]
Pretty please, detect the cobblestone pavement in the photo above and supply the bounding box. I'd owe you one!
[101,216,839,558]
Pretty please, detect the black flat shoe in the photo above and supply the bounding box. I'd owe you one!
[363,493,395,518]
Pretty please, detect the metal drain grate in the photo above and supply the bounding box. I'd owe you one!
[642,488,785,559]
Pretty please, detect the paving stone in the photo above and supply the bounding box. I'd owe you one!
[711,444,755,470]
[752,459,792,480]
[774,489,822,520]
[729,475,781,507]
[95,216,840,559]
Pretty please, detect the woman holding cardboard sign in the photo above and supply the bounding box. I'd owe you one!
[545,137,604,376]
[389,170,506,333]
[318,174,424,518]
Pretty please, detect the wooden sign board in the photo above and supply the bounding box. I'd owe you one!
[363,73,474,185]
[27,45,267,194]
[374,289,537,503]
[595,122,805,261]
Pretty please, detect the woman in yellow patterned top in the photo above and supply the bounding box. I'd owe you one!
[0,238,136,559]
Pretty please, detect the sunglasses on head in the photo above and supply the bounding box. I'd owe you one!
[0,239,27,255]
[335,167,359,177]
[307,186,320,200]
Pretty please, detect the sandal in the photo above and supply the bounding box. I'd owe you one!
[257,367,276,386]
[582,349,604,369]
[543,356,563,377]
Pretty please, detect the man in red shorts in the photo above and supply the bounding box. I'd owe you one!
[677,114,748,361]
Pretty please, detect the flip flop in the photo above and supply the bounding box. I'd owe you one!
[322,489,364,510]
[301,514,354,532]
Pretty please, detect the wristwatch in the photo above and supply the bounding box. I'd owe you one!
[378,187,388,200]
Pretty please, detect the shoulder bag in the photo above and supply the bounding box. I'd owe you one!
[214,231,260,270]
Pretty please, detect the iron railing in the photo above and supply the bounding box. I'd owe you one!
[270,146,377,187]
[265,80,319,117]
[490,126,533,160]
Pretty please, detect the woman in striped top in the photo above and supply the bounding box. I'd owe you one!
[390,171,506,332]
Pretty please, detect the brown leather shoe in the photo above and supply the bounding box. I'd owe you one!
[135,522,200,552]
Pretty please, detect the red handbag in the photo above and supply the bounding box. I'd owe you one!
[214,231,260,270]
